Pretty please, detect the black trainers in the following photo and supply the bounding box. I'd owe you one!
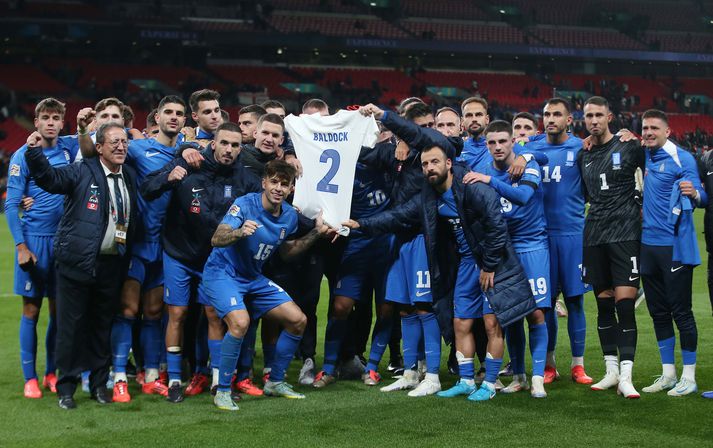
[387,355,404,377]
[167,383,184,403]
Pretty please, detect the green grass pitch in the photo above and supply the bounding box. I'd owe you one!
[0,213,712,447]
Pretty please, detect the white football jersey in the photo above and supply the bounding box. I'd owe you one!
[285,110,379,233]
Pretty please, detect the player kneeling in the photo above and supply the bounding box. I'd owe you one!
[201,160,332,411]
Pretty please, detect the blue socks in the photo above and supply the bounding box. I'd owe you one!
[401,314,422,371]
[218,333,243,392]
[657,336,675,364]
[566,296,586,357]
[529,323,548,377]
[269,331,302,383]
[20,316,37,381]
[45,315,56,374]
[682,349,697,366]
[236,321,257,381]
[194,312,209,374]
[111,316,135,374]
[322,319,348,376]
[459,356,475,380]
[506,320,526,375]
[419,313,441,374]
[545,307,558,353]
[141,318,162,370]
[365,317,392,372]
[167,349,182,384]
[262,343,276,371]
[484,356,503,384]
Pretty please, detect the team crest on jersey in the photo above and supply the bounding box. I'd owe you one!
[566,151,574,166]
[279,228,286,240]
[224,185,232,198]
[64,150,71,162]
[9,164,20,176]
[190,192,201,214]
[659,163,665,172]
[612,152,621,170]
[228,205,240,216]
[86,187,99,211]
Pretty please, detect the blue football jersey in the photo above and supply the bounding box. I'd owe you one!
[6,138,78,240]
[437,187,472,258]
[458,136,492,172]
[485,160,548,252]
[127,138,179,243]
[643,144,704,246]
[350,162,391,220]
[525,135,584,236]
[205,192,299,279]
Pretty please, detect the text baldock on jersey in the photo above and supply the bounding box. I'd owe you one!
[285,110,379,235]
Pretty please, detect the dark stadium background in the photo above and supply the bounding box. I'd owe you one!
[2,0,713,194]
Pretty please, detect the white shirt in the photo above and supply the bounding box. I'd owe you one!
[285,110,379,233]
[99,159,130,254]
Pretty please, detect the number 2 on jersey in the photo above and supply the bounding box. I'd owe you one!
[317,149,340,194]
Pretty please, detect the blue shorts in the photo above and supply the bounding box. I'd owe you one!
[517,248,551,309]
[333,234,390,303]
[453,257,491,318]
[201,271,292,319]
[13,235,56,299]
[385,234,432,305]
[163,252,207,307]
[548,234,590,298]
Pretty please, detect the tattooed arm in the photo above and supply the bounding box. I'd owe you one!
[279,212,331,261]
[211,220,258,247]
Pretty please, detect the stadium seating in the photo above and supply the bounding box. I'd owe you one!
[645,31,713,54]
[0,65,68,94]
[209,65,297,97]
[529,26,647,50]
[269,12,409,38]
[402,20,527,44]
[401,0,490,21]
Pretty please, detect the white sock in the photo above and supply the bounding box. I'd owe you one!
[145,368,159,383]
[546,351,556,368]
[115,372,128,383]
[169,379,181,387]
[682,364,696,382]
[483,380,495,390]
[604,355,619,374]
[425,372,440,384]
[212,368,219,387]
[571,356,584,368]
[620,360,633,379]
[462,378,475,386]
[662,363,676,379]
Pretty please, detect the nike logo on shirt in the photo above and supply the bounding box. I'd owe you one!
[707,171,713,176]
[90,183,99,189]
[415,291,431,297]
[671,266,684,272]
[192,187,204,193]
[629,276,639,281]
[145,151,160,158]
[535,297,546,303]
[585,161,594,167]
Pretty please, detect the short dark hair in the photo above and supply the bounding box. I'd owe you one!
[584,96,609,110]
[96,123,126,144]
[302,98,329,114]
[422,144,452,160]
[221,109,231,122]
[35,97,66,118]
[404,102,432,122]
[147,108,158,127]
[239,104,267,120]
[215,121,242,136]
[484,120,513,137]
[257,113,285,133]
[461,97,488,113]
[642,109,668,125]
[264,159,297,185]
[189,89,220,112]
[512,111,537,127]
[544,98,571,114]
[158,95,186,113]
[95,97,125,114]
[261,100,286,111]
[123,105,135,123]
[397,97,424,115]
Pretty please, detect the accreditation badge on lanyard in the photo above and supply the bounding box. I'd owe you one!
[109,182,128,245]
[115,224,127,245]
